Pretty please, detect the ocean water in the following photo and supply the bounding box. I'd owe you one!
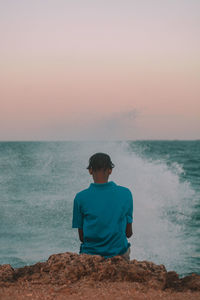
[0,141,199,277]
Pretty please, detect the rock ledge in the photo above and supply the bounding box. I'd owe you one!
[0,252,200,292]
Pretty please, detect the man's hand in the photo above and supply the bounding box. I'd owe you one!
[78,228,84,242]
[126,223,133,238]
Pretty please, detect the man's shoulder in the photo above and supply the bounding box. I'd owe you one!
[115,184,132,193]
[75,186,91,199]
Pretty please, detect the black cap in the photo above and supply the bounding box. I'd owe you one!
[87,153,115,171]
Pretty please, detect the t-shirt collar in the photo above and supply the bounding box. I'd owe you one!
[90,181,115,188]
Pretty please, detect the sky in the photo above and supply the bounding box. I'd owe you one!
[0,0,200,140]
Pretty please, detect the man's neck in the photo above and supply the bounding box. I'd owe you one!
[91,169,110,184]
[93,178,108,184]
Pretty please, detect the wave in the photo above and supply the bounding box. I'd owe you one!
[80,141,198,275]
[0,141,199,276]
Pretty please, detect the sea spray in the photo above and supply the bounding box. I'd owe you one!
[0,141,199,276]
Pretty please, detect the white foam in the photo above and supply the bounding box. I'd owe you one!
[73,141,196,274]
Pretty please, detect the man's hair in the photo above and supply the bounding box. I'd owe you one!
[87,153,115,171]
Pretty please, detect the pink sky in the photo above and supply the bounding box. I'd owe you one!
[0,0,200,140]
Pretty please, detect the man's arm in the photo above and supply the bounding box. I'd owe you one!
[72,194,84,241]
[126,223,133,238]
[78,228,84,242]
[126,189,133,238]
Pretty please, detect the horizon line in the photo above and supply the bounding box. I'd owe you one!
[0,139,199,142]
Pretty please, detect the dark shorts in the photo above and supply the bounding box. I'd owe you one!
[120,247,130,261]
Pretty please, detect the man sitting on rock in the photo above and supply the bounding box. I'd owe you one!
[72,153,133,261]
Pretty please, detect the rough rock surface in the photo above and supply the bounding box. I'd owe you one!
[0,252,200,299]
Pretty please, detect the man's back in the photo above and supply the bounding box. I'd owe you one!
[72,181,133,258]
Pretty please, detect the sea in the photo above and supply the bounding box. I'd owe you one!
[0,140,199,277]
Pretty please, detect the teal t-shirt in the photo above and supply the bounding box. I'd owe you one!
[72,181,133,258]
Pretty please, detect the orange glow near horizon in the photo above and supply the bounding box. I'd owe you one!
[0,1,200,140]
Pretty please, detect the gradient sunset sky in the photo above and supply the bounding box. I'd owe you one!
[1,0,200,140]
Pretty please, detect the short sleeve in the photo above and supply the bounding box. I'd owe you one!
[72,194,83,229]
[126,190,133,224]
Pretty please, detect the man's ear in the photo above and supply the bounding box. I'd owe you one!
[108,168,112,175]
[89,168,93,175]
